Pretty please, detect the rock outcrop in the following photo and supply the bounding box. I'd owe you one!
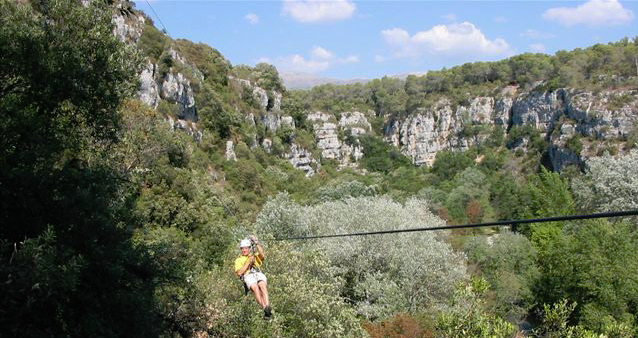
[386,99,468,166]
[117,4,637,176]
[111,8,145,45]
[262,111,295,132]
[231,77,283,114]
[385,86,638,171]
[307,111,368,169]
[225,141,237,161]
[166,116,202,143]
[285,143,319,177]
[138,62,160,108]
[161,72,197,121]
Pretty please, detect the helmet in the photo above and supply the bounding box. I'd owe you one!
[239,239,251,248]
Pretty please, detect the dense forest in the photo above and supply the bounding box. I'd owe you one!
[1,0,638,337]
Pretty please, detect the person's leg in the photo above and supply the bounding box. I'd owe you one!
[256,275,271,317]
[257,281,270,307]
[245,273,266,307]
[250,284,265,307]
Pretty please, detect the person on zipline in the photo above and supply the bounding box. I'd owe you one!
[234,235,272,318]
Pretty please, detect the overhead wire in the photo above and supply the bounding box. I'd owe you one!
[144,0,170,36]
[274,210,638,241]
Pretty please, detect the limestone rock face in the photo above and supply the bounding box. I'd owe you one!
[253,87,269,111]
[138,62,159,108]
[386,100,464,166]
[262,111,279,132]
[225,141,237,161]
[169,48,187,66]
[457,97,494,125]
[161,72,197,121]
[339,111,372,136]
[111,10,145,44]
[511,89,566,130]
[166,116,202,143]
[246,113,256,127]
[307,111,369,169]
[281,116,295,129]
[262,138,273,153]
[308,112,341,160]
[230,77,283,113]
[262,111,295,132]
[285,143,319,176]
[566,90,638,139]
[271,92,283,111]
[385,85,638,171]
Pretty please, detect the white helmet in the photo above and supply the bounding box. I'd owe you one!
[239,239,251,248]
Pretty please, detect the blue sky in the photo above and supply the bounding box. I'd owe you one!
[135,0,638,80]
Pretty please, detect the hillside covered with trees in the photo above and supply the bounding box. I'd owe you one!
[1,0,638,337]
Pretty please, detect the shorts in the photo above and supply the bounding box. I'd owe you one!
[243,270,267,289]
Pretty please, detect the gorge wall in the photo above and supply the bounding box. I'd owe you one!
[113,6,638,176]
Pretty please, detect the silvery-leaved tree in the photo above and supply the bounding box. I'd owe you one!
[255,192,468,320]
[571,149,638,213]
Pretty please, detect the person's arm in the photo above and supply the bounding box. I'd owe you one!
[235,255,255,276]
[255,242,265,260]
[251,235,265,260]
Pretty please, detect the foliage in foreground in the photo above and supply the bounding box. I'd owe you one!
[0,0,159,336]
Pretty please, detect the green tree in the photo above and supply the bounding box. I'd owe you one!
[254,62,286,92]
[444,167,495,224]
[517,167,574,238]
[436,277,517,338]
[359,135,412,173]
[255,194,468,320]
[465,232,540,321]
[0,0,159,336]
[430,151,474,183]
[571,149,638,212]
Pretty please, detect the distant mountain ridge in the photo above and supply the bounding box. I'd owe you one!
[280,71,369,89]
[280,71,429,90]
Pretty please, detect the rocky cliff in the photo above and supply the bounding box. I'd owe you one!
[384,85,637,171]
[113,5,638,176]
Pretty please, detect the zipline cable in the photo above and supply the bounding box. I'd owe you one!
[275,210,638,241]
[144,0,170,37]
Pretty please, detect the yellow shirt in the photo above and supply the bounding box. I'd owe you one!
[234,255,263,275]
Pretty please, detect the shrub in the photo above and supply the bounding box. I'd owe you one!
[430,151,473,183]
[435,278,517,338]
[314,180,377,202]
[255,194,468,319]
[359,135,413,173]
[571,149,638,212]
[204,242,367,338]
[464,231,539,321]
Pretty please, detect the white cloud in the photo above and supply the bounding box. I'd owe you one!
[282,0,356,23]
[543,0,634,27]
[261,46,359,73]
[245,13,259,25]
[311,46,334,60]
[374,55,386,63]
[381,22,512,59]
[494,16,508,23]
[287,54,332,72]
[530,43,547,53]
